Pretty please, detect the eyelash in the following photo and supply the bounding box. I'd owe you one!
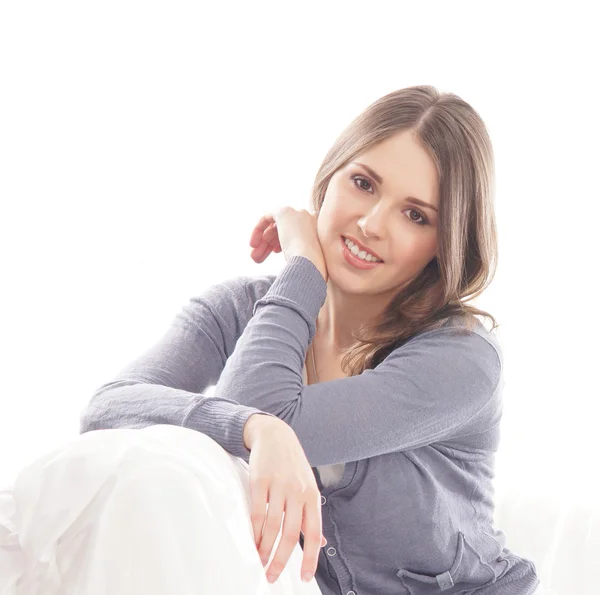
[351,175,429,226]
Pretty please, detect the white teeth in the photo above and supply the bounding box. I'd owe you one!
[343,238,382,262]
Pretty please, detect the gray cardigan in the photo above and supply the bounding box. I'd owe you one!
[80,255,540,595]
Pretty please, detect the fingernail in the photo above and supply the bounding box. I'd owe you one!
[302,572,313,582]
[267,574,276,583]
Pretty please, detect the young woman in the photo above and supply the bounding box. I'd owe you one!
[0,85,542,594]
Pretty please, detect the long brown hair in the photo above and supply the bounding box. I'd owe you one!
[309,85,499,376]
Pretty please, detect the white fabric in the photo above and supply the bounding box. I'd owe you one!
[0,424,324,594]
[492,475,599,595]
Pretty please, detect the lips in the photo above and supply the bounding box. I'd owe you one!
[342,235,384,262]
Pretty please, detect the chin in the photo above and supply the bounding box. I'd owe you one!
[328,269,379,293]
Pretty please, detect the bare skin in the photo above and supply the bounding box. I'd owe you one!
[314,129,440,354]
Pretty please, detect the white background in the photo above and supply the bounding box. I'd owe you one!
[1,2,598,591]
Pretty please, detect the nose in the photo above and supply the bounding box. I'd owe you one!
[357,204,387,240]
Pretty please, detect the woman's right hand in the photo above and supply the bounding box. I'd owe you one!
[249,215,282,263]
[248,209,329,283]
[246,415,326,585]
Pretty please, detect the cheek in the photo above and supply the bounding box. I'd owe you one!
[316,204,337,235]
[390,237,432,266]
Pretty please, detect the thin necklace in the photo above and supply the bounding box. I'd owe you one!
[310,342,319,384]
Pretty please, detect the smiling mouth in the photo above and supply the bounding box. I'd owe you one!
[341,236,384,263]
[340,236,385,270]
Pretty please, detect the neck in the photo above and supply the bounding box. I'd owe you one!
[316,279,391,353]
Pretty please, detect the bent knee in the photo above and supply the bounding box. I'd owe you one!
[74,426,238,487]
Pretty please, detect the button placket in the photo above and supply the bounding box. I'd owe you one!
[319,492,353,593]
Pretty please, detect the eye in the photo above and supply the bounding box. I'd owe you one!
[351,175,429,226]
[405,208,428,226]
[351,175,374,194]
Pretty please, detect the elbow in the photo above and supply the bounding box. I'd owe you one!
[78,383,118,434]
[79,397,103,434]
[79,415,97,435]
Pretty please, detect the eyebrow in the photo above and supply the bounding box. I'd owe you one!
[350,162,438,213]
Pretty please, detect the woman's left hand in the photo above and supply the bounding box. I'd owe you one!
[249,207,328,283]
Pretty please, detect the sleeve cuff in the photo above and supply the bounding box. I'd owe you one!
[181,398,278,459]
[252,255,327,340]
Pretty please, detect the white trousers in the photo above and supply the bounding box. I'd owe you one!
[0,424,324,595]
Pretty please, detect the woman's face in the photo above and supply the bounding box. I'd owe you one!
[316,129,440,298]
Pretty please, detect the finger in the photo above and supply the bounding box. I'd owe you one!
[265,498,303,583]
[299,493,323,582]
[262,222,278,244]
[302,531,327,547]
[249,215,274,247]
[258,489,285,567]
[250,243,271,263]
[254,224,279,254]
[250,242,269,260]
[250,226,280,263]
[250,478,269,549]
[250,221,277,250]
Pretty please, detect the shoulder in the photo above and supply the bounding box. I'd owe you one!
[181,272,271,330]
[386,315,503,394]
[429,315,503,367]
[232,271,278,303]
[186,272,277,326]
[414,314,501,361]
[191,271,276,302]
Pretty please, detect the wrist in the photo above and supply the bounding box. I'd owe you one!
[287,250,328,283]
[243,413,273,449]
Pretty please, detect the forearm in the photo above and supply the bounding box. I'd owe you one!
[211,256,326,420]
[80,382,199,433]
